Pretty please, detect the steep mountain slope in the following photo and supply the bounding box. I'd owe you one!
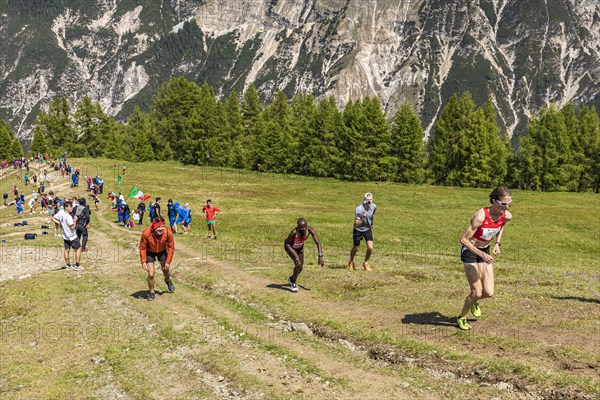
[0,0,598,139]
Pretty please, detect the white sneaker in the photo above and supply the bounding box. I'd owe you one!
[288,276,298,292]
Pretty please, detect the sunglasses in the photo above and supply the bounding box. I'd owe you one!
[495,199,512,207]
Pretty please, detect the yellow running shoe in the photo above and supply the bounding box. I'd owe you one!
[470,302,481,318]
[347,260,355,270]
[457,316,471,330]
[363,261,372,271]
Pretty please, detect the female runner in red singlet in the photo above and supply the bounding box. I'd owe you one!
[457,186,513,330]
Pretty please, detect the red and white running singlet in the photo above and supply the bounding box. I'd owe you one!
[291,232,309,251]
[472,207,505,242]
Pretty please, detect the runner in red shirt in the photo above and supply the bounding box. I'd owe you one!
[202,199,221,239]
[284,218,324,292]
[456,186,513,330]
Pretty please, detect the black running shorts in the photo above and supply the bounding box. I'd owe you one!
[63,238,81,250]
[353,229,373,246]
[146,250,167,263]
[460,245,490,263]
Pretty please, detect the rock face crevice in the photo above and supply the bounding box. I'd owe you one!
[1,0,598,139]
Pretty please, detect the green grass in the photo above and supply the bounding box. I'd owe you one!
[1,158,599,398]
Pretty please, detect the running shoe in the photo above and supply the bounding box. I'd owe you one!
[63,264,73,270]
[207,235,211,239]
[147,292,155,301]
[288,276,298,292]
[470,302,481,318]
[73,264,81,270]
[347,260,355,270]
[457,316,471,330]
[363,261,372,271]
[165,279,175,293]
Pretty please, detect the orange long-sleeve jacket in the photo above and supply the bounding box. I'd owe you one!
[139,226,175,264]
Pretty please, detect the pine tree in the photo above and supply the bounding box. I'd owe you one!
[296,95,342,177]
[133,130,155,162]
[390,104,426,183]
[560,102,581,191]
[577,106,600,192]
[37,97,76,152]
[151,77,203,159]
[0,120,15,160]
[428,94,469,185]
[10,138,24,159]
[239,84,264,169]
[481,98,507,186]
[222,91,244,167]
[519,105,571,191]
[338,98,359,179]
[73,96,112,157]
[258,91,296,173]
[30,125,49,155]
[361,97,394,180]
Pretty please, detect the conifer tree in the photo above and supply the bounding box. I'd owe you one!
[239,84,264,169]
[390,104,426,183]
[10,138,24,159]
[255,91,295,173]
[519,105,571,191]
[0,120,15,160]
[37,97,76,152]
[151,77,203,159]
[30,125,49,155]
[577,106,600,192]
[338,98,361,180]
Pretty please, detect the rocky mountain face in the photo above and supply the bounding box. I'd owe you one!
[1,0,599,140]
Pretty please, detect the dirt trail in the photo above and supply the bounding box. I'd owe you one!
[90,203,418,399]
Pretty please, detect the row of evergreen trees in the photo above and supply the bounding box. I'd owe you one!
[0,120,25,160]
[21,77,600,191]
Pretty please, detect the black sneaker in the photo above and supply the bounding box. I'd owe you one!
[165,280,175,293]
[147,292,155,301]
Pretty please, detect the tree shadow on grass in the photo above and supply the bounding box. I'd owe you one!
[551,296,600,305]
[401,312,456,327]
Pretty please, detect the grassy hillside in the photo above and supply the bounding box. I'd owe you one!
[0,158,598,399]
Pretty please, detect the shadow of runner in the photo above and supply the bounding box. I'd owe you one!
[266,283,311,292]
[131,290,166,299]
[551,296,600,305]
[401,312,456,327]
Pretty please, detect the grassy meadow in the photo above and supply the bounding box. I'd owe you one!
[0,158,598,399]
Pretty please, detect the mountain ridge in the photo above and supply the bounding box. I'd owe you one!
[1,0,598,140]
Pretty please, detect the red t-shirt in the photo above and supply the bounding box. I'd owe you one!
[202,205,221,221]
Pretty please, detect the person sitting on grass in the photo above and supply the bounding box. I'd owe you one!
[284,218,324,293]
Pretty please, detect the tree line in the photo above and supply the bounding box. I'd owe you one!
[17,76,600,192]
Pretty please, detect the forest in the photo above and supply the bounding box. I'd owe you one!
[3,76,599,191]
